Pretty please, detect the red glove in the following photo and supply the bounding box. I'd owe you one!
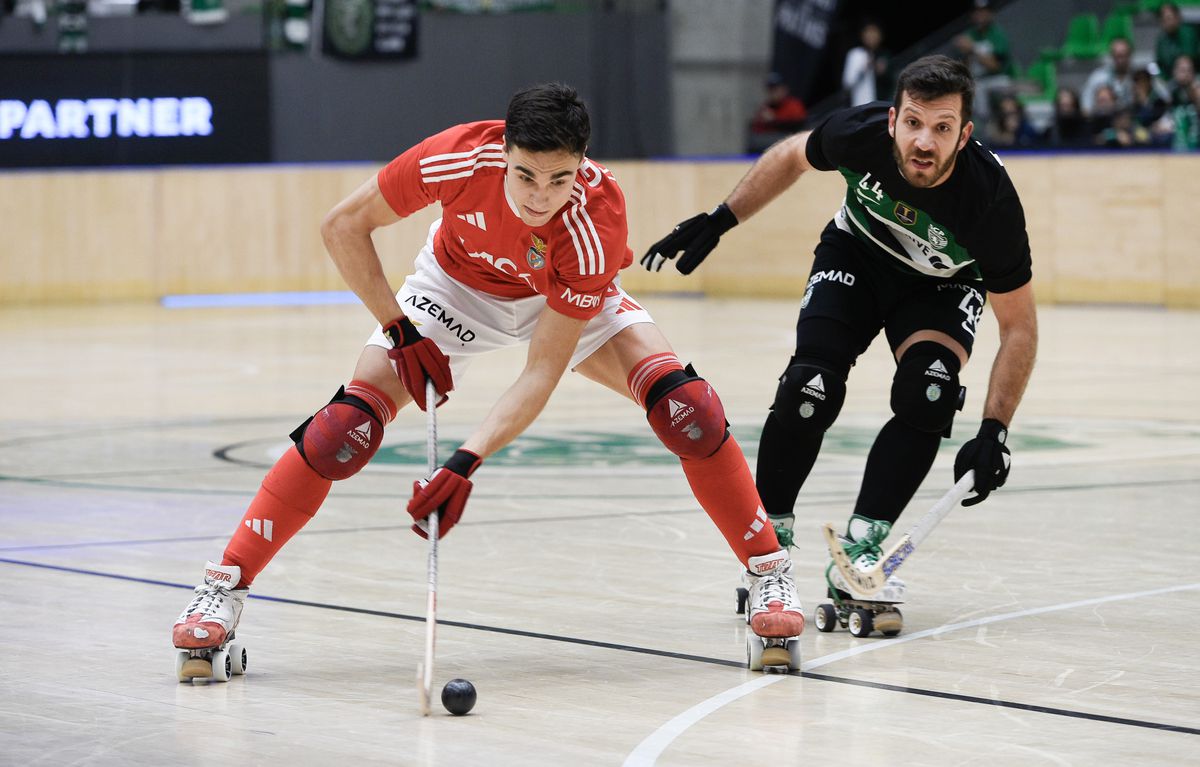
[383,316,453,411]
[407,449,482,539]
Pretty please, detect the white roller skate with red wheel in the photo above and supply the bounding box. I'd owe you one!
[744,549,805,672]
[172,561,249,682]
[814,515,906,638]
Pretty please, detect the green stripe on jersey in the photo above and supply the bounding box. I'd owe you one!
[838,167,981,280]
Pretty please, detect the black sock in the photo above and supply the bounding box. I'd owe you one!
[852,416,941,525]
[755,411,825,517]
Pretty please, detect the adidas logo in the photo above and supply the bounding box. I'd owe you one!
[244,518,273,541]
[456,211,487,230]
[801,374,827,400]
[615,296,643,315]
[925,359,952,380]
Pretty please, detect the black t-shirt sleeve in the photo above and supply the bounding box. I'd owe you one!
[805,103,889,172]
[970,192,1033,293]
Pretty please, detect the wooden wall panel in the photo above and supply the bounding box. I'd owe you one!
[1,170,156,303]
[1,155,1197,308]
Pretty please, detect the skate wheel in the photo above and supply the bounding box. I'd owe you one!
[211,649,232,682]
[814,603,838,632]
[228,643,248,675]
[848,608,874,638]
[876,609,903,637]
[746,635,764,671]
[735,587,749,615]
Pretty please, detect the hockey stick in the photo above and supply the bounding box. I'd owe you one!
[417,378,439,717]
[820,470,976,596]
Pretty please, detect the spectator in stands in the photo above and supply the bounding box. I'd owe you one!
[1171,74,1200,150]
[1155,3,1197,81]
[1083,37,1131,113]
[989,93,1039,148]
[1132,67,1174,146]
[747,72,808,154]
[842,21,891,106]
[1097,108,1152,148]
[1088,84,1120,142]
[954,0,1016,127]
[1049,87,1089,147]
[1168,53,1198,106]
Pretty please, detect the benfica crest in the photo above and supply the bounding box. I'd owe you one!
[526,233,547,269]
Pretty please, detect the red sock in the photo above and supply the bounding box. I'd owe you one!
[680,436,780,566]
[222,447,332,588]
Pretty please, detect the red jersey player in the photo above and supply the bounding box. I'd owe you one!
[171,83,805,679]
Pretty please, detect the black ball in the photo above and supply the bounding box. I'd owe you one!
[441,678,477,716]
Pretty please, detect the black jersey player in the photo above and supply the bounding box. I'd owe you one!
[643,55,1037,636]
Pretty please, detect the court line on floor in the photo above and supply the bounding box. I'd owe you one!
[4,556,1197,743]
[622,581,1200,766]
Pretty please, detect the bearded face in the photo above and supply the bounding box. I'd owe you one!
[888,92,973,189]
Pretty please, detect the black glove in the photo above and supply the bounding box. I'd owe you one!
[641,203,738,275]
[954,418,1011,507]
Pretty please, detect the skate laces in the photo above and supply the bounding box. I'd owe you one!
[844,518,892,568]
[773,522,796,550]
[754,564,797,609]
[184,584,232,619]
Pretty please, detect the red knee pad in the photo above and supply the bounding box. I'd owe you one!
[646,376,728,460]
[299,399,384,481]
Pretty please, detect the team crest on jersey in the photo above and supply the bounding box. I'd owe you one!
[894,202,917,226]
[526,233,547,270]
[927,225,948,250]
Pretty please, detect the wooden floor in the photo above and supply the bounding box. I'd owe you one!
[1,296,1198,766]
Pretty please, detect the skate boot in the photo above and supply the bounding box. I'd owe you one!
[735,512,794,615]
[814,515,906,638]
[172,561,249,682]
[743,549,805,672]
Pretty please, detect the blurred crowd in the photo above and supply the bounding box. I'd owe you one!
[749,1,1200,153]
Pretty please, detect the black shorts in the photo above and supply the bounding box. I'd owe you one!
[795,228,987,361]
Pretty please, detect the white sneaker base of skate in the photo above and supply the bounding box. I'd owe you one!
[175,636,247,683]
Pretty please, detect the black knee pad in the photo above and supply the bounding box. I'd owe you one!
[290,387,385,480]
[771,353,849,433]
[890,341,965,436]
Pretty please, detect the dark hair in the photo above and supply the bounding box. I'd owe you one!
[505,83,590,157]
[893,54,975,125]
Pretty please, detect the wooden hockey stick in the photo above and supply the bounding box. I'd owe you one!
[417,378,440,717]
[820,470,976,596]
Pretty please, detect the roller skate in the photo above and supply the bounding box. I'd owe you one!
[735,512,794,616]
[814,515,905,638]
[172,562,249,682]
[743,549,805,672]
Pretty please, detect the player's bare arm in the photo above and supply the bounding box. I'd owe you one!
[320,175,405,327]
[981,281,1037,426]
[459,305,586,459]
[323,175,453,411]
[724,129,816,222]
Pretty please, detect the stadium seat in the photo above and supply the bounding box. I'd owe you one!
[1101,10,1135,46]
[1061,13,1103,59]
[1019,58,1058,105]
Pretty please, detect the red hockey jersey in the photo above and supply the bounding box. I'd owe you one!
[377,121,633,320]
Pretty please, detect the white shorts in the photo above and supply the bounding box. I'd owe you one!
[366,222,655,380]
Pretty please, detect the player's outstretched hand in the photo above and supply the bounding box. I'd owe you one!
[384,316,453,411]
[408,449,482,538]
[640,203,738,275]
[954,419,1011,506]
